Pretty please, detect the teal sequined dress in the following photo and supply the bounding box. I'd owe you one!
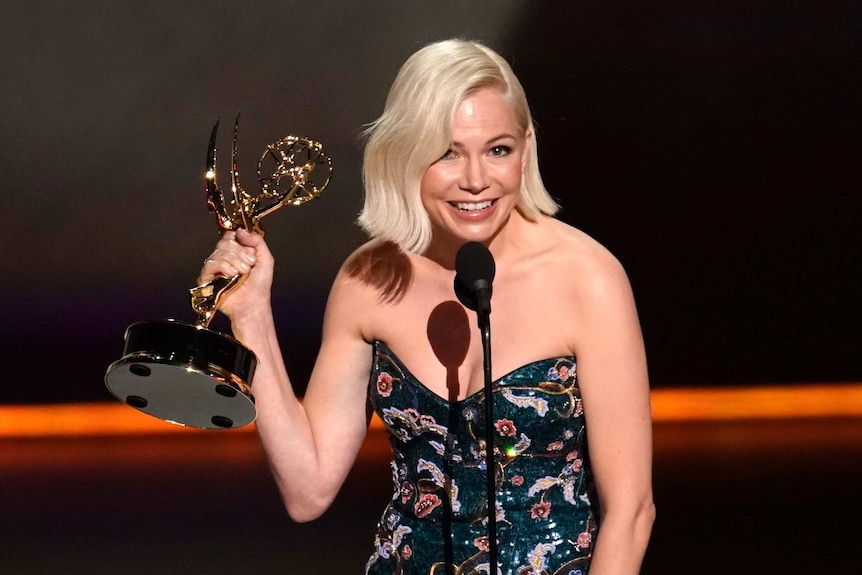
[366,341,597,575]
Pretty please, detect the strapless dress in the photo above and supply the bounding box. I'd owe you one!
[365,340,596,575]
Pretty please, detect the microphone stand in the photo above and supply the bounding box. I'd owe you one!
[454,241,498,573]
[477,294,498,574]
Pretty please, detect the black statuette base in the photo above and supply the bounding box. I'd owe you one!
[104,319,257,429]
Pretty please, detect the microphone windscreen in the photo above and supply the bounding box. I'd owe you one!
[455,241,496,287]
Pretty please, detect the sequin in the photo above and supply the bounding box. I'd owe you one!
[366,342,596,575]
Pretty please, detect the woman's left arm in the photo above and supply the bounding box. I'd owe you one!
[574,251,655,575]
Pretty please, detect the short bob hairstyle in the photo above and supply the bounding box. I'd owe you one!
[358,39,558,254]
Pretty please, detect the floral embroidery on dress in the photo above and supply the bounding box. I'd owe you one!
[365,518,413,574]
[527,542,557,573]
[376,372,395,397]
[367,342,595,575]
[495,418,517,437]
[499,389,550,416]
[417,458,462,513]
[575,531,592,551]
[414,493,442,518]
[530,501,552,519]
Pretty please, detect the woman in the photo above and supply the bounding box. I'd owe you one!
[200,39,654,575]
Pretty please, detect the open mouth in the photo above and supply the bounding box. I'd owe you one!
[450,200,495,212]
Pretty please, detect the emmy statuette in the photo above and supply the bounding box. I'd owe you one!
[105,115,332,429]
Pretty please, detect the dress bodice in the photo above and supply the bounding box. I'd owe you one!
[365,340,596,575]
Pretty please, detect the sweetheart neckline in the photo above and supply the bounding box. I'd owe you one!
[372,340,576,406]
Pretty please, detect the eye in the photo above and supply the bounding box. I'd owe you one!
[437,149,456,161]
[489,145,512,157]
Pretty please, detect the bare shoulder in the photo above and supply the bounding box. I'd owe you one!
[539,218,632,301]
[340,238,414,304]
[524,220,647,397]
[496,217,639,361]
[324,239,412,342]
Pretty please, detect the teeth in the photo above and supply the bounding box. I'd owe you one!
[454,200,493,212]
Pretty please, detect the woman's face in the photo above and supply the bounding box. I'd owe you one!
[420,87,528,253]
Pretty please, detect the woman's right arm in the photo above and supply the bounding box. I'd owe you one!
[200,229,374,522]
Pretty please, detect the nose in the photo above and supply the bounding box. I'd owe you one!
[459,157,489,194]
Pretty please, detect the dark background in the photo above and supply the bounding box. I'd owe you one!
[2,3,861,574]
[2,0,859,404]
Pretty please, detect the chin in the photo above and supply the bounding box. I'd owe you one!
[446,227,500,248]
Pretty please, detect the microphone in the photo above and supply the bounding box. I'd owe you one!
[454,240,499,573]
[454,241,496,318]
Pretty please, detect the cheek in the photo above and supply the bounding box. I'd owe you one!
[496,164,524,193]
[418,176,431,207]
[418,176,439,217]
[419,168,447,200]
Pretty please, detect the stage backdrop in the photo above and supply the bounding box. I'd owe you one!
[1,1,859,403]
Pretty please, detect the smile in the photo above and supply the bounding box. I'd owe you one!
[451,200,495,212]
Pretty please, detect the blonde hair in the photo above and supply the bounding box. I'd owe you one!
[359,39,558,254]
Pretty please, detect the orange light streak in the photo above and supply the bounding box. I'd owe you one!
[0,382,860,439]
[652,382,862,422]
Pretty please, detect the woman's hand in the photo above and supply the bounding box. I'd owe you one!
[197,228,274,324]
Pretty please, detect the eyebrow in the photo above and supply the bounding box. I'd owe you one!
[450,133,520,147]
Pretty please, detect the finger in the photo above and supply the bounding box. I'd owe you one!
[215,233,258,265]
[234,228,273,263]
[198,261,241,286]
[211,249,254,275]
[234,227,260,246]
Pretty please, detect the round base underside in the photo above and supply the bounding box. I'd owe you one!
[105,359,256,429]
